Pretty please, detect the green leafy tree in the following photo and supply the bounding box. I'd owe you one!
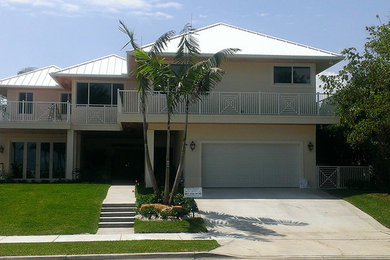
[168,25,239,204]
[320,19,390,190]
[121,21,238,203]
[119,20,175,194]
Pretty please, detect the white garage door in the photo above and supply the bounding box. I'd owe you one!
[202,143,301,187]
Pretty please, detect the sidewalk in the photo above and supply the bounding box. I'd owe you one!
[0,233,214,244]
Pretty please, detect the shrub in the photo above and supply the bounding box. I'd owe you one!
[138,207,159,219]
[135,184,198,219]
[173,193,198,215]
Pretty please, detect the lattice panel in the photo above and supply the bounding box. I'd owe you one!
[221,94,239,114]
[280,95,298,115]
[318,167,338,188]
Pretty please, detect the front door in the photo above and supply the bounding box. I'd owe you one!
[111,147,144,183]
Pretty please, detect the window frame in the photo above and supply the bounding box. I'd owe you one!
[18,92,33,114]
[10,140,66,180]
[273,65,313,86]
[76,82,124,106]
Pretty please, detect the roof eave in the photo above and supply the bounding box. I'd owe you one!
[126,50,343,60]
[51,73,129,79]
[0,85,63,89]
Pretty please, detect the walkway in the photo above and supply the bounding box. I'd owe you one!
[101,184,136,204]
[97,184,136,234]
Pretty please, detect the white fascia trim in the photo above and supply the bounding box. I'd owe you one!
[126,50,344,61]
[50,74,129,78]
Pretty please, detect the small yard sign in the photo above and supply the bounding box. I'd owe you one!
[184,187,202,198]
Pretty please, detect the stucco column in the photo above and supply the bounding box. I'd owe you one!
[65,130,75,180]
[145,129,154,187]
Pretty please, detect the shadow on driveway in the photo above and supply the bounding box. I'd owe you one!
[199,210,308,241]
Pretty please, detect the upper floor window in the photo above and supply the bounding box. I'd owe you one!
[274,66,311,84]
[18,92,33,114]
[76,83,124,106]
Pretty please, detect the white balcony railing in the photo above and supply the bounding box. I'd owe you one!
[0,101,117,125]
[71,105,117,124]
[0,101,70,123]
[118,90,335,116]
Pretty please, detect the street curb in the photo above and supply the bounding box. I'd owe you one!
[0,252,233,260]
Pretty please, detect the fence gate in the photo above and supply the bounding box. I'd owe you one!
[318,166,371,189]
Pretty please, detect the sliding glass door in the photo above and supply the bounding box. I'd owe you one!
[10,141,66,179]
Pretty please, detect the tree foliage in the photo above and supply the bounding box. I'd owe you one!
[320,19,390,189]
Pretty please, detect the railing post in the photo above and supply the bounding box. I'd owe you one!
[297,94,301,115]
[198,98,201,114]
[54,103,57,122]
[277,93,280,115]
[22,100,25,121]
[317,92,320,115]
[85,106,88,124]
[239,92,241,114]
[336,166,341,188]
[67,101,70,123]
[117,89,122,114]
[317,166,320,188]
[218,92,221,114]
[258,92,261,115]
[138,93,141,114]
[103,105,106,124]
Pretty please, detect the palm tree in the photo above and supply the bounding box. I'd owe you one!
[168,25,239,204]
[135,51,176,204]
[119,20,174,194]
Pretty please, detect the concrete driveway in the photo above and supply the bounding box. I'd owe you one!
[195,188,390,259]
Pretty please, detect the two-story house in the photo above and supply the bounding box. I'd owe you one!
[0,23,343,188]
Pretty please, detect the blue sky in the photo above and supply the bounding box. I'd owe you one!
[0,0,389,79]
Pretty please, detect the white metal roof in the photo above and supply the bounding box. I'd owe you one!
[141,23,343,59]
[0,66,62,89]
[53,54,127,77]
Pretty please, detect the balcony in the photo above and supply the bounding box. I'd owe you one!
[0,101,119,129]
[0,91,338,129]
[0,101,70,128]
[118,90,337,124]
[72,105,117,125]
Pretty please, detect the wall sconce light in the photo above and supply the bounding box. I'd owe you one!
[0,145,4,153]
[190,141,196,151]
[308,142,314,151]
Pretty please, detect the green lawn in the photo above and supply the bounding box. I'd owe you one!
[327,190,390,228]
[134,218,207,233]
[0,184,109,235]
[0,240,219,256]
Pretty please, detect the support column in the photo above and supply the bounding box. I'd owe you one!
[65,129,75,180]
[145,129,154,188]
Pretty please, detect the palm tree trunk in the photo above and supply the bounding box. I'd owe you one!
[141,94,159,194]
[163,110,171,204]
[169,98,189,204]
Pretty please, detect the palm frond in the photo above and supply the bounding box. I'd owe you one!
[119,20,139,51]
[175,25,200,66]
[150,30,175,56]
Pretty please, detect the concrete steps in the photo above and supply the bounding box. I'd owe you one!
[98,203,136,228]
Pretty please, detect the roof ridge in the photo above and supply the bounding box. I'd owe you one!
[138,22,222,51]
[0,65,60,82]
[53,54,125,74]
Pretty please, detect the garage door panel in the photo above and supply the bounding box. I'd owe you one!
[202,143,300,188]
